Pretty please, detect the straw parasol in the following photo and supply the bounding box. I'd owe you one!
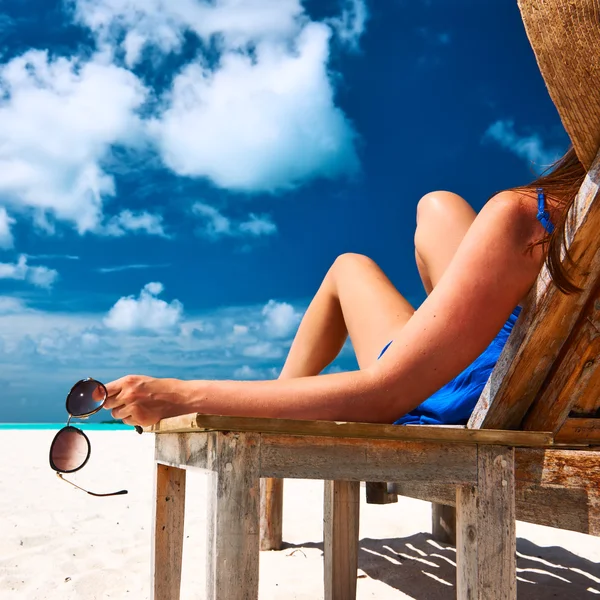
[518,0,600,169]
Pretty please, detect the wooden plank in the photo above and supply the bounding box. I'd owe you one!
[152,463,186,600]
[149,413,553,447]
[205,432,260,600]
[394,481,600,536]
[260,478,284,551]
[469,152,600,430]
[365,481,398,504]
[456,485,478,600]
[259,434,478,483]
[515,447,600,489]
[155,432,210,470]
[324,481,360,600]
[477,446,516,599]
[556,418,600,443]
[524,291,600,432]
[432,503,456,545]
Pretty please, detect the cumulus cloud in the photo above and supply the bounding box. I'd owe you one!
[151,20,359,193]
[262,299,302,338]
[104,209,168,237]
[103,281,183,332]
[0,255,58,288]
[0,207,15,249]
[0,49,147,233]
[483,120,562,173]
[192,202,277,239]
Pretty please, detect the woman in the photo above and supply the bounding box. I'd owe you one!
[103,148,586,427]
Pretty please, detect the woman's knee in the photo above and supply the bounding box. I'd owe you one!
[416,191,472,227]
[329,253,377,287]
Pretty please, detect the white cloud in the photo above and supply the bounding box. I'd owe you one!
[0,49,147,233]
[239,214,277,237]
[0,255,58,288]
[0,207,15,249]
[233,364,278,379]
[103,281,183,332]
[72,0,306,66]
[97,262,169,273]
[483,120,561,173]
[262,299,302,338]
[104,209,168,237]
[328,0,368,50]
[151,20,359,193]
[0,296,27,314]
[192,202,277,239]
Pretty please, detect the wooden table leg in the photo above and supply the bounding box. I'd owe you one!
[324,480,360,600]
[456,446,516,600]
[260,477,284,550]
[432,503,457,545]
[152,463,186,600]
[206,432,261,600]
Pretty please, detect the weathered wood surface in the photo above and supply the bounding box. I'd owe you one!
[260,477,283,551]
[152,464,186,600]
[205,431,261,600]
[524,291,600,433]
[155,432,210,470]
[456,485,478,600]
[365,481,398,504]
[432,503,457,545]
[260,434,478,483]
[149,413,552,446]
[556,418,600,443]
[324,481,360,600]
[394,447,600,536]
[477,446,516,599]
[469,152,600,430]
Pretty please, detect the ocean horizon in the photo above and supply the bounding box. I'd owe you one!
[0,422,137,431]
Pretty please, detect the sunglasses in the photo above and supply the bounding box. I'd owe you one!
[49,378,142,497]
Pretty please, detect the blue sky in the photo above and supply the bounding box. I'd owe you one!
[0,0,569,422]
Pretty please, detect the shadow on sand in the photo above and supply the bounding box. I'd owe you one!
[283,534,600,599]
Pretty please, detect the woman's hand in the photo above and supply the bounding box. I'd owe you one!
[103,375,191,427]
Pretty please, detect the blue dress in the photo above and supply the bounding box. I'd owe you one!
[380,188,554,425]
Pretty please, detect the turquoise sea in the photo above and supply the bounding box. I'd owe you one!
[0,423,136,431]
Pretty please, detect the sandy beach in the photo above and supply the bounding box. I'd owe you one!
[2,429,600,599]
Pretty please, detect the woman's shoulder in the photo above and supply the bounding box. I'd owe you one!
[484,189,546,247]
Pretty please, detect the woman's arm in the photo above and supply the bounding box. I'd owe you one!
[105,192,545,427]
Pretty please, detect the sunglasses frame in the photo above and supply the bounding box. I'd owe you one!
[49,425,92,474]
[50,377,129,497]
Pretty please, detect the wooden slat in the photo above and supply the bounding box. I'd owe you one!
[524,290,600,432]
[154,432,211,470]
[148,413,553,447]
[394,481,600,536]
[205,432,260,600]
[324,481,360,600]
[260,478,283,550]
[259,434,478,483]
[515,447,600,489]
[432,503,456,545]
[468,152,600,430]
[456,485,478,600]
[152,464,186,600]
[556,418,600,443]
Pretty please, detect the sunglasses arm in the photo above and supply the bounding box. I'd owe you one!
[56,473,128,497]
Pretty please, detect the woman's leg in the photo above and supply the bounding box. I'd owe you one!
[279,253,416,376]
[415,191,477,294]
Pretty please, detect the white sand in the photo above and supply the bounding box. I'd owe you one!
[2,430,600,599]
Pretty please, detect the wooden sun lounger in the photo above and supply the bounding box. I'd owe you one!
[147,151,600,600]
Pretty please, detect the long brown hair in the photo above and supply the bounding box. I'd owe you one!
[508,147,586,294]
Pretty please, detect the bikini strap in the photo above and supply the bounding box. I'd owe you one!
[536,187,555,234]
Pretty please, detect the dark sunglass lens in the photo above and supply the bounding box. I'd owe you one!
[50,427,90,473]
[67,379,106,417]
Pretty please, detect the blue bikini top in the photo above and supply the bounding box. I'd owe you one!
[536,187,555,234]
